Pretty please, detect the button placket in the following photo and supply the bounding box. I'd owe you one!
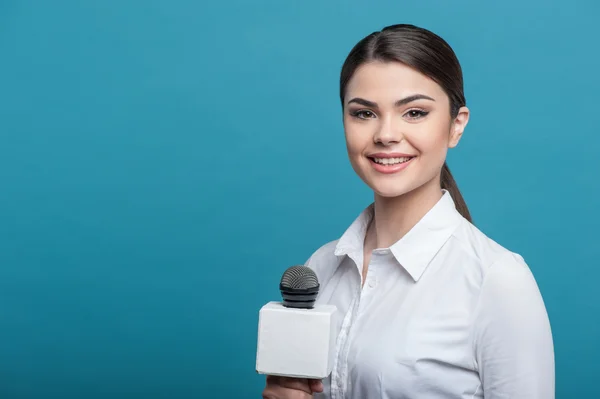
[334,258,379,397]
[332,251,373,399]
[331,286,360,399]
[362,258,378,300]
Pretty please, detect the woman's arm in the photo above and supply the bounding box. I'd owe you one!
[472,253,555,398]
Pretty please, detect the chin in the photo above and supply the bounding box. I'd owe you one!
[368,181,415,199]
[374,190,410,199]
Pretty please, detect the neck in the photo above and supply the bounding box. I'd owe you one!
[368,178,444,249]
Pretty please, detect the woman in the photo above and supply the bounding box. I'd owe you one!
[262,23,554,399]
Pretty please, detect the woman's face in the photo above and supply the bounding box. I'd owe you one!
[342,61,469,198]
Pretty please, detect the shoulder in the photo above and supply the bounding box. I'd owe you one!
[451,218,531,280]
[458,220,550,332]
[446,218,548,314]
[465,226,555,397]
[477,250,544,312]
[455,219,517,265]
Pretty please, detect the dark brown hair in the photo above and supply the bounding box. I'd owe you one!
[339,23,472,222]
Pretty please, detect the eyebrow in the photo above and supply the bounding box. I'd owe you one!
[346,94,435,108]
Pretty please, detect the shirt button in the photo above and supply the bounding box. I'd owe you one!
[368,279,376,288]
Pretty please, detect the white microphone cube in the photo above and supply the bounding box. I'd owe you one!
[256,301,338,379]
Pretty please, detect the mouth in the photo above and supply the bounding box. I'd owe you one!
[369,156,414,165]
[367,154,416,174]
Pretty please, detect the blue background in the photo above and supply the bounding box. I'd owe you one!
[0,1,598,397]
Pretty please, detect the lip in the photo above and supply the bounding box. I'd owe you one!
[368,152,416,158]
[367,154,415,174]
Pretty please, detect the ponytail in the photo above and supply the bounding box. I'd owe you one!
[441,162,472,223]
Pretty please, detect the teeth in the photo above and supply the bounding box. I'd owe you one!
[372,157,412,165]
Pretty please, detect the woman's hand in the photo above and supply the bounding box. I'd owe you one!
[262,375,324,399]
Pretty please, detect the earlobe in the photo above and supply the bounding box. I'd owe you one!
[448,106,470,148]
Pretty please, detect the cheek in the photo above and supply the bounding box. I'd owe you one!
[412,138,445,156]
[344,126,369,156]
[406,126,450,157]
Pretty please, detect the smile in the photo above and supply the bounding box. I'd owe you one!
[371,156,413,165]
[367,155,415,174]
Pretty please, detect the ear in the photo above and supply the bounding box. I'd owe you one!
[448,106,470,148]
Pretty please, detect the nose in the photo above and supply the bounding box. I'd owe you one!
[373,118,403,145]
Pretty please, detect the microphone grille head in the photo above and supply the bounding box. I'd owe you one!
[279,265,319,309]
[280,265,319,290]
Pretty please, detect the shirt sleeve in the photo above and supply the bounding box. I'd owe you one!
[472,253,555,398]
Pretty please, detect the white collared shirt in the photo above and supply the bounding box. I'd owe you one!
[307,190,554,398]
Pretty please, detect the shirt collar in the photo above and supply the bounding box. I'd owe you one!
[334,190,463,282]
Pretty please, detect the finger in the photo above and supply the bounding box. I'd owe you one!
[277,377,312,394]
[265,375,279,384]
[261,385,272,399]
[309,379,324,393]
[263,385,312,399]
[262,380,279,399]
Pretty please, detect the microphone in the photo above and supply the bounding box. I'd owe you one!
[279,265,320,309]
[256,265,338,379]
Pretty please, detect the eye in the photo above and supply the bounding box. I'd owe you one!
[350,109,376,120]
[404,109,429,120]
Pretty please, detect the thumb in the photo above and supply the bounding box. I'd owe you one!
[309,379,324,393]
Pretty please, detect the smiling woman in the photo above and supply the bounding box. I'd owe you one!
[340,25,472,224]
[343,61,467,214]
[262,24,554,399]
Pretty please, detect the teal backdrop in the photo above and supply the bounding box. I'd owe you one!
[0,1,598,397]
